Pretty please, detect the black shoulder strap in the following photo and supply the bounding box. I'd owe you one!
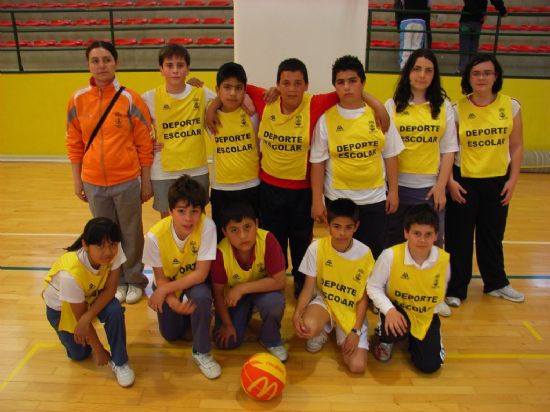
[84,86,126,153]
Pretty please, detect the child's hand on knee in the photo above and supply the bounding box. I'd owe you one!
[385,308,408,337]
[92,346,111,366]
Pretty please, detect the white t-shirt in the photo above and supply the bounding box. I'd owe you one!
[208,112,261,191]
[310,104,405,205]
[43,245,126,311]
[385,99,459,188]
[142,216,217,284]
[366,243,450,316]
[142,86,216,180]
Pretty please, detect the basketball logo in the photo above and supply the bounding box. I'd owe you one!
[240,352,286,401]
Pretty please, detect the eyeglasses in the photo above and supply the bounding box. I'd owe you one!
[471,71,496,78]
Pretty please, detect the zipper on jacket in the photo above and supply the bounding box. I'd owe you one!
[98,87,108,186]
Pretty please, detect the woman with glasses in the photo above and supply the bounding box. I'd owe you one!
[444,53,524,307]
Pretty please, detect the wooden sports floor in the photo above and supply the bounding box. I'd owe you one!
[0,162,549,412]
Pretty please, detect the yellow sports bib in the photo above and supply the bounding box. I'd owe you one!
[149,215,204,298]
[212,108,259,184]
[43,252,111,333]
[218,229,268,288]
[325,105,385,190]
[457,93,513,178]
[259,94,312,180]
[394,102,446,175]
[154,85,207,171]
[387,243,449,340]
[316,237,374,334]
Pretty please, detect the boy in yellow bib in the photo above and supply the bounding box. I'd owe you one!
[143,175,220,379]
[367,204,450,373]
[211,202,287,362]
[142,44,216,219]
[294,198,374,374]
[208,63,261,240]
[43,217,135,387]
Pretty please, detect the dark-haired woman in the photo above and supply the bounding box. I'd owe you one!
[385,49,458,249]
[66,41,153,305]
[43,217,135,387]
[445,53,524,307]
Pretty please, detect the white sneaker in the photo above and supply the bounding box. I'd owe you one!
[110,361,135,387]
[436,301,451,317]
[488,285,525,303]
[192,352,221,379]
[445,296,461,307]
[125,285,143,304]
[260,342,288,363]
[306,331,328,353]
[115,285,128,303]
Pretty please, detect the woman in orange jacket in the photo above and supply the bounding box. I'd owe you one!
[66,40,154,304]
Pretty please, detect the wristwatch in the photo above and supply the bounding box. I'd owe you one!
[351,328,361,337]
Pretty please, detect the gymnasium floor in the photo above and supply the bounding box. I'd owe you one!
[0,162,549,411]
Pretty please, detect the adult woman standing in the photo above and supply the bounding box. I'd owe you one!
[66,41,154,304]
[385,49,458,250]
[445,53,524,306]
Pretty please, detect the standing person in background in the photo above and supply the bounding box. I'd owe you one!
[384,49,457,258]
[445,53,524,308]
[66,41,153,305]
[457,0,507,74]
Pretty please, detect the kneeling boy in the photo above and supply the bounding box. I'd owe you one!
[367,204,450,373]
[211,201,287,362]
[143,175,220,379]
[293,198,374,373]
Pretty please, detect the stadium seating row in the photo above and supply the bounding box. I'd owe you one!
[369,19,550,32]
[0,17,233,26]
[0,36,233,47]
[0,1,231,8]
[368,3,550,13]
[369,39,550,53]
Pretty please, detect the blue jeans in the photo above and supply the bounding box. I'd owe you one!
[46,298,129,366]
[458,21,483,73]
[213,291,285,349]
[156,282,213,354]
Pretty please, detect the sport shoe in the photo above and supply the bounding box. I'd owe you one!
[192,351,221,379]
[488,285,525,303]
[110,361,135,387]
[445,296,461,307]
[115,285,128,303]
[125,285,143,304]
[306,331,328,353]
[436,301,452,317]
[260,342,288,363]
[373,340,393,363]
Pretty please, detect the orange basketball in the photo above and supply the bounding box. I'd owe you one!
[240,352,286,401]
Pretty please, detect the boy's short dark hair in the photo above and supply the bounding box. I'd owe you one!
[332,55,366,85]
[403,204,439,232]
[277,58,309,84]
[327,198,359,224]
[168,175,208,211]
[220,201,257,229]
[216,62,247,87]
[158,43,191,66]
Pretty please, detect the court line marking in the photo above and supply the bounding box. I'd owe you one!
[1,232,550,245]
[523,321,543,341]
[2,343,550,393]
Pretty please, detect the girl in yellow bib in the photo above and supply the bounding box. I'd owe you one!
[385,49,458,250]
[294,199,374,374]
[445,54,524,307]
[368,204,450,373]
[43,217,135,387]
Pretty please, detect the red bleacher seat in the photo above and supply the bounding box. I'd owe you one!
[229,17,234,24]
[388,20,396,27]
[0,40,30,47]
[382,3,393,9]
[97,18,123,25]
[88,2,110,7]
[0,20,12,26]
[202,18,226,24]
[85,39,109,46]
[149,18,174,24]
[36,2,62,8]
[432,5,460,11]
[508,44,538,53]
[431,42,451,50]
[50,19,72,26]
[537,46,550,53]
[139,37,165,45]
[63,2,87,8]
[208,1,230,5]
[158,1,181,5]
[73,19,97,26]
[168,37,193,44]
[57,39,84,47]
[19,19,49,26]
[30,39,57,47]
[441,22,459,29]
[369,3,382,8]
[482,24,496,30]
[507,7,531,13]
[134,1,158,5]
[176,17,200,24]
[479,43,495,51]
[111,1,134,6]
[532,7,550,13]
[371,19,387,26]
[500,24,521,31]
[183,1,206,5]
[370,39,394,48]
[115,38,138,46]
[122,18,148,25]
[224,37,234,44]
[196,37,222,44]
